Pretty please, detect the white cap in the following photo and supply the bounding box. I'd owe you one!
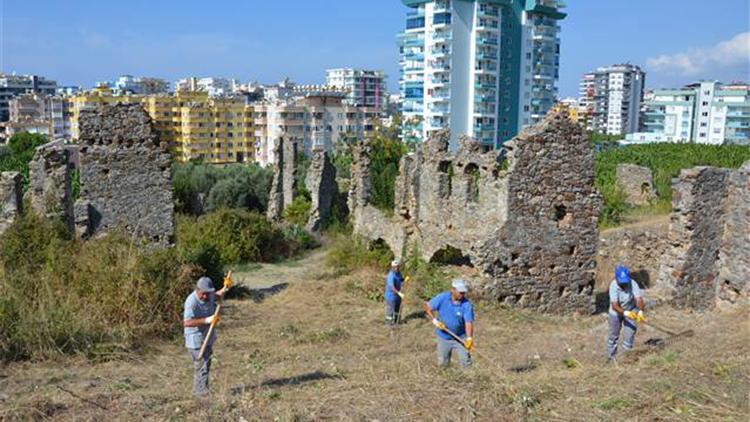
[451,279,468,293]
[391,259,401,267]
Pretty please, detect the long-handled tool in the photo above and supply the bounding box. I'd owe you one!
[640,317,694,338]
[395,275,410,324]
[197,271,232,361]
[429,318,504,372]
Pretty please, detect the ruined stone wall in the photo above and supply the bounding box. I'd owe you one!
[28,140,74,229]
[75,104,174,246]
[305,150,336,232]
[474,116,601,312]
[0,172,22,235]
[267,138,299,221]
[656,163,750,309]
[350,112,601,313]
[717,162,749,306]
[616,163,656,205]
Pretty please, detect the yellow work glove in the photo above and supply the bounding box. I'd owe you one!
[636,310,645,323]
[404,276,410,284]
[205,314,220,325]
[464,337,474,351]
[223,275,233,289]
[623,310,637,320]
[432,318,446,331]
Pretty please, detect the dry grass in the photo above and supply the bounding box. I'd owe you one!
[1,252,748,421]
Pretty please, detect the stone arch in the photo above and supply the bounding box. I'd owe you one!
[429,244,473,267]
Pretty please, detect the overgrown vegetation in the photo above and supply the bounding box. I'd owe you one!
[177,209,316,270]
[0,212,197,361]
[172,163,272,215]
[0,207,316,362]
[595,143,750,227]
[0,132,48,189]
[369,122,407,213]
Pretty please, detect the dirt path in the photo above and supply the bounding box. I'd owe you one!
[231,246,330,290]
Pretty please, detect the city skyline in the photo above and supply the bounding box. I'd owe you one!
[2,0,749,96]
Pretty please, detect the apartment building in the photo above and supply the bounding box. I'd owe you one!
[0,73,57,122]
[111,75,169,95]
[175,77,240,97]
[5,93,70,139]
[253,87,380,165]
[398,0,565,149]
[625,81,750,145]
[325,68,387,110]
[582,64,645,135]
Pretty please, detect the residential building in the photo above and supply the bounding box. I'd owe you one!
[175,77,239,97]
[66,85,142,138]
[326,68,387,110]
[144,91,255,164]
[111,75,169,95]
[0,73,57,122]
[6,93,70,139]
[583,64,645,135]
[253,87,380,165]
[578,72,595,130]
[625,81,750,145]
[398,0,566,149]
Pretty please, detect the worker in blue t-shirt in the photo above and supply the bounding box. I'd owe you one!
[384,259,405,326]
[423,279,475,368]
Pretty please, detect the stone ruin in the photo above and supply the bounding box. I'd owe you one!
[267,137,338,232]
[14,103,175,246]
[657,161,750,308]
[0,172,22,235]
[349,112,602,314]
[616,163,657,205]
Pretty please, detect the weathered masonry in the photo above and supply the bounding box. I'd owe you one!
[350,112,602,314]
[0,172,22,236]
[657,162,750,308]
[24,104,175,246]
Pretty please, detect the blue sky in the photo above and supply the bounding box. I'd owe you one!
[2,0,748,97]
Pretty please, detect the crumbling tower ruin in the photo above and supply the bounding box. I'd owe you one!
[349,112,602,314]
[74,104,175,245]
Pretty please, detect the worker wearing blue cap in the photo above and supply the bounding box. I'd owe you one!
[607,265,646,361]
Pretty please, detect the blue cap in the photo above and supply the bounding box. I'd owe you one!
[196,277,215,292]
[451,279,468,292]
[615,265,630,285]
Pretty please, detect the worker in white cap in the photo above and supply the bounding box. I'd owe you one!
[423,279,475,368]
[384,259,405,326]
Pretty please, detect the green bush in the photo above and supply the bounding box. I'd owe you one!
[282,197,312,226]
[172,163,272,215]
[402,245,452,301]
[176,209,289,265]
[369,122,407,213]
[0,132,48,190]
[326,235,394,275]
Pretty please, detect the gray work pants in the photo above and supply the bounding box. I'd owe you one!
[607,313,637,359]
[384,299,401,326]
[437,336,472,368]
[188,347,213,396]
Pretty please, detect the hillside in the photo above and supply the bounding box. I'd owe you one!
[1,244,748,421]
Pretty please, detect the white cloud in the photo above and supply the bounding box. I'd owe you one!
[647,32,750,76]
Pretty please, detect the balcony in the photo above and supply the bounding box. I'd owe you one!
[476,37,498,46]
[475,82,496,90]
[431,33,452,44]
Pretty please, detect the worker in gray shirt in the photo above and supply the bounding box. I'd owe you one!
[607,265,646,361]
[183,276,230,397]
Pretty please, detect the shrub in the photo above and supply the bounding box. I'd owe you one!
[369,122,407,212]
[282,197,312,226]
[326,235,393,275]
[0,132,48,190]
[172,163,272,215]
[176,209,288,265]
